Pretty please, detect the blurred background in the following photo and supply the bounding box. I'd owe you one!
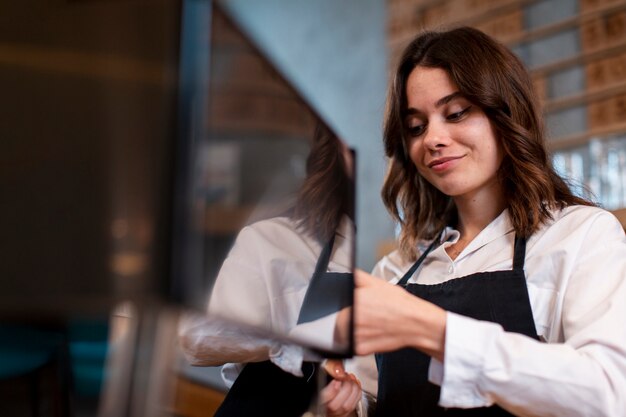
[1,0,625,416]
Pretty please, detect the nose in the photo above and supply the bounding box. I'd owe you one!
[422,120,449,151]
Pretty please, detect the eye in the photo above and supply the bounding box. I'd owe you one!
[446,106,471,122]
[406,123,426,137]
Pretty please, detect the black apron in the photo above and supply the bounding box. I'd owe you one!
[213,360,319,417]
[214,234,349,417]
[375,234,539,417]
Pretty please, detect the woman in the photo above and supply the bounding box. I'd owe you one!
[180,124,361,417]
[347,27,626,416]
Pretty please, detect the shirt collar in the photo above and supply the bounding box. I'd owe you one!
[440,209,514,259]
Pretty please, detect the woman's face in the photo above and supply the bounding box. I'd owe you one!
[405,66,503,202]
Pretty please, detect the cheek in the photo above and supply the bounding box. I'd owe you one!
[487,137,504,168]
[472,120,502,165]
[407,140,424,167]
[409,150,428,178]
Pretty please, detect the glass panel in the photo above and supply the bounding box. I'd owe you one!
[178,4,355,357]
[0,1,355,414]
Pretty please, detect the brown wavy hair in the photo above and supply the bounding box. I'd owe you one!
[294,124,354,243]
[382,26,593,260]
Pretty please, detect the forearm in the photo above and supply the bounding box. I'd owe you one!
[179,316,272,366]
[181,331,273,366]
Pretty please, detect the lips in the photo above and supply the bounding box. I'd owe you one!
[427,156,463,169]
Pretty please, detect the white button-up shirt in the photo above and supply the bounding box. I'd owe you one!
[180,215,354,387]
[354,205,626,416]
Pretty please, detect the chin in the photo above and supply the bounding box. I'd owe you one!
[433,184,464,197]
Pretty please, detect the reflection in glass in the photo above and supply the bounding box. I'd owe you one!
[1,0,355,413]
[179,2,355,375]
[197,124,354,352]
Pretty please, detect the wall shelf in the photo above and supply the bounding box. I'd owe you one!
[548,121,626,150]
[506,1,626,47]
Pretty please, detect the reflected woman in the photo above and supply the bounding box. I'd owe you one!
[180,124,360,417]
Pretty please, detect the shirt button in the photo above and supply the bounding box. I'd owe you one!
[448,265,454,274]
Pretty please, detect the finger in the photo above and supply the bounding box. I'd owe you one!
[345,381,362,409]
[347,372,362,390]
[323,359,347,380]
[326,380,361,416]
[326,381,351,412]
[319,379,341,404]
[339,379,362,411]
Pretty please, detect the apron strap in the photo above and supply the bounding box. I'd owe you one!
[397,232,442,287]
[398,231,528,286]
[312,234,335,280]
[512,235,527,271]
[296,234,339,325]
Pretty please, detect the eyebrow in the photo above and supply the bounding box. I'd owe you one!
[404,91,463,117]
[436,91,462,107]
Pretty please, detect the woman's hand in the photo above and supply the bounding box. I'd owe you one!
[333,306,352,347]
[353,269,447,361]
[320,360,361,417]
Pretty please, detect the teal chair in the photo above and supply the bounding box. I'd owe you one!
[66,319,110,399]
[0,324,70,416]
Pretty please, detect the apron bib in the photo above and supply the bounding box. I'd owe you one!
[375,235,539,417]
[213,360,319,417]
[215,234,347,417]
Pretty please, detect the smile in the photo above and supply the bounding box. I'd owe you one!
[427,156,464,171]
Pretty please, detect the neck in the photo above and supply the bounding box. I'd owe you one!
[453,187,505,240]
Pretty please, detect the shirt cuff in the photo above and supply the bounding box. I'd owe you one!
[440,312,501,408]
[221,363,244,388]
[428,357,444,386]
[269,344,304,377]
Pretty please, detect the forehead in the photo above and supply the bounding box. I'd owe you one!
[405,66,458,106]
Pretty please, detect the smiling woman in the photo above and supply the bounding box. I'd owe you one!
[404,67,504,215]
[341,26,626,417]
